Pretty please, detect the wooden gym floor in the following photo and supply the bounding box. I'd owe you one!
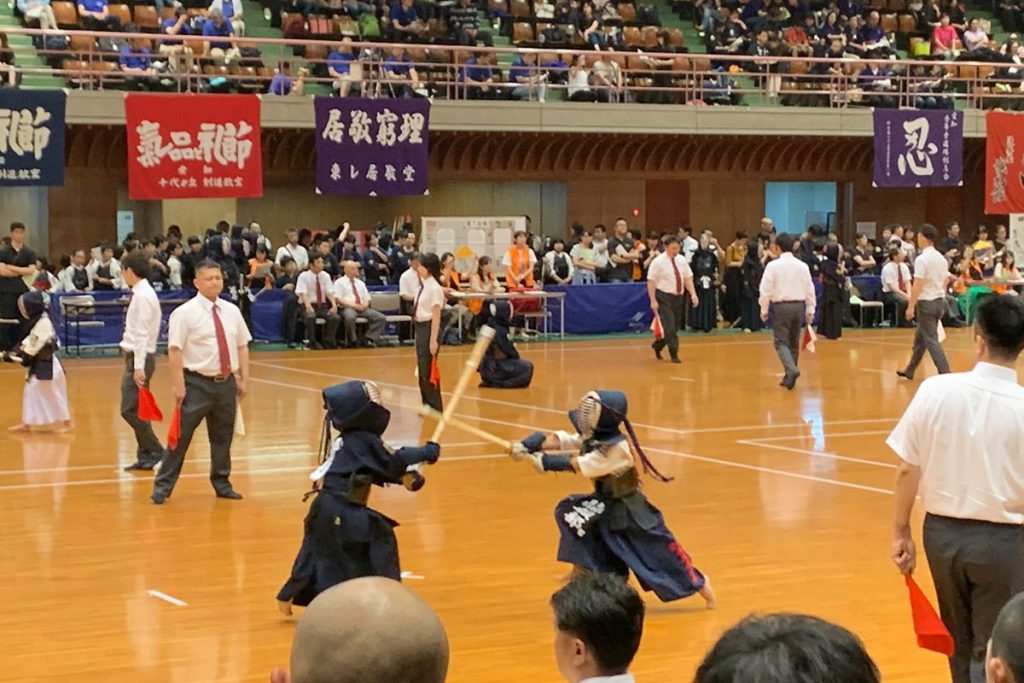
[0,328,1005,683]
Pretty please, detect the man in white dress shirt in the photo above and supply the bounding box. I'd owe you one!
[758,233,816,390]
[334,260,386,348]
[296,254,340,350]
[898,224,952,380]
[889,295,1024,683]
[151,260,251,504]
[120,251,166,472]
[551,571,644,683]
[880,247,912,327]
[647,236,698,364]
[397,252,421,343]
[275,228,309,271]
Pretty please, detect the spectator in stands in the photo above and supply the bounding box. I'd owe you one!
[33,257,60,292]
[851,233,877,274]
[858,57,896,108]
[974,225,997,276]
[209,0,245,37]
[159,8,192,73]
[467,255,500,333]
[388,0,424,42]
[166,241,184,289]
[995,223,1009,258]
[569,230,598,284]
[328,38,361,97]
[335,260,386,348]
[247,245,275,293]
[390,230,416,285]
[276,228,309,270]
[203,9,240,65]
[77,0,121,31]
[544,239,573,285]
[462,52,501,99]
[181,235,203,283]
[269,60,307,96]
[593,47,627,103]
[296,254,340,350]
[59,249,92,293]
[581,3,605,48]
[607,218,639,283]
[314,236,341,280]
[931,14,959,58]
[739,236,764,332]
[383,47,423,98]
[694,613,880,683]
[784,14,815,55]
[275,256,300,344]
[999,0,1022,33]
[510,52,547,102]
[503,230,537,289]
[567,54,597,102]
[142,239,169,289]
[963,18,989,52]
[361,232,389,286]
[550,572,644,683]
[987,592,1024,683]
[881,247,912,326]
[940,220,964,265]
[449,0,493,46]
[88,244,123,291]
[269,577,449,683]
[17,0,57,30]
[119,30,155,83]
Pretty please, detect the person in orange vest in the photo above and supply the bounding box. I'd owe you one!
[503,230,537,289]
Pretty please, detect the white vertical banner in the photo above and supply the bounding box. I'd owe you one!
[1009,215,1024,260]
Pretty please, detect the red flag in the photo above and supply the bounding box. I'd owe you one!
[137,387,163,422]
[801,326,817,353]
[906,575,954,656]
[429,356,441,387]
[650,315,664,340]
[167,403,182,450]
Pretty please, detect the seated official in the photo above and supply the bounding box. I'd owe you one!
[334,260,386,348]
[881,247,912,327]
[296,255,340,350]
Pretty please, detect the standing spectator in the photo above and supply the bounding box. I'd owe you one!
[681,225,699,262]
[591,225,611,282]
[694,614,880,683]
[167,242,184,289]
[648,236,698,364]
[276,228,309,270]
[995,223,1010,259]
[759,233,816,390]
[544,239,574,285]
[32,257,60,292]
[315,235,341,280]
[362,232,389,286]
[881,248,912,326]
[722,231,747,327]
[398,252,421,342]
[739,236,764,332]
[503,230,537,289]
[413,253,445,412]
[59,249,92,293]
[820,243,845,340]
[570,230,598,285]
[296,255,340,350]
[119,251,165,472]
[851,233,877,274]
[607,218,639,283]
[898,225,952,380]
[335,260,386,348]
[151,260,250,504]
[390,230,416,285]
[889,294,1024,683]
[181,235,203,283]
[690,234,719,333]
[550,572,645,683]
[0,222,34,351]
[986,592,1024,683]
[449,0,493,45]
[940,221,964,264]
[209,0,245,36]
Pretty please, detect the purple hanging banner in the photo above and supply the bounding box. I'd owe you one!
[873,109,963,188]
[314,97,429,196]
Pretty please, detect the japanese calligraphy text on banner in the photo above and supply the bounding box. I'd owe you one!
[984,111,1024,214]
[314,97,429,196]
[872,109,963,188]
[125,94,262,200]
[0,90,65,187]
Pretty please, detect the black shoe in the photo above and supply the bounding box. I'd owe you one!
[151,492,167,505]
[782,371,800,390]
[216,490,243,500]
[670,356,681,364]
[308,342,324,350]
[324,342,337,350]
[364,339,377,348]
[896,370,914,380]
[124,461,157,472]
[651,341,663,360]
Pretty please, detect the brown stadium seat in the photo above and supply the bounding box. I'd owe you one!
[666,27,684,47]
[69,34,95,55]
[623,26,641,47]
[641,25,659,47]
[133,5,160,30]
[52,1,79,28]
[510,0,530,19]
[617,3,636,23]
[880,13,897,33]
[109,4,131,26]
[897,14,915,33]
[512,21,534,44]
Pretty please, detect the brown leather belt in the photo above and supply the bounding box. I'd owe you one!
[185,369,230,383]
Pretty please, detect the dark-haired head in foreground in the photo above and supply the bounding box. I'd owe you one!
[271,577,449,683]
[551,572,645,683]
[987,591,1024,683]
[974,295,1024,364]
[693,613,880,683]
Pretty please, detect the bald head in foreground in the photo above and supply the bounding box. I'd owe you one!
[271,577,449,683]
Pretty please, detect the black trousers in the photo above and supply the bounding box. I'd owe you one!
[304,304,340,347]
[0,289,24,350]
[414,320,443,412]
[882,291,909,327]
[923,514,1024,683]
[282,291,300,343]
[905,298,950,376]
[771,301,804,377]
[653,290,683,358]
[153,372,237,498]
[121,353,164,463]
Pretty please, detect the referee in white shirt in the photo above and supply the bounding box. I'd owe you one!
[120,251,165,471]
[898,224,952,380]
[414,253,445,412]
[758,233,816,390]
[889,295,1024,683]
[152,260,251,504]
[335,260,386,347]
[647,236,698,364]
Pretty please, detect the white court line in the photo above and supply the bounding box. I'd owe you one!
[748,430,893,442]
[737,440,896,469]
[670,377,696,383]
[400,571,426,580]
[859,368,897,375]
[147,589,188,607]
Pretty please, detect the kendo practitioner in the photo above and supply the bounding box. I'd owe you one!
[511,390,716,607]
[478,301,533,389]
[276,380,441,615]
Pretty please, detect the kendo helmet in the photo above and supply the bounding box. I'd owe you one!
[568,390,628,441]
[322,380,391,435]
[489,300,513,326]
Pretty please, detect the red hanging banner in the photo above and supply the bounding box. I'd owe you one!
[125,93,263,200]
[985,111,1024,214]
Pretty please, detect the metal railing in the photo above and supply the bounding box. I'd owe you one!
[2,25,1022,109]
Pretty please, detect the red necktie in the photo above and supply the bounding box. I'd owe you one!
[315,276,323,306]
[671,257,682,295]
[351,278,361,305]
[212,303,231,377]
[897,266,905,292]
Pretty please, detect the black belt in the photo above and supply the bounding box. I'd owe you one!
[185,369,232,383]
[774,300,805,304]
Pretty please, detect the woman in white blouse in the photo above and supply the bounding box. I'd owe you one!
[414,253,446,412]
